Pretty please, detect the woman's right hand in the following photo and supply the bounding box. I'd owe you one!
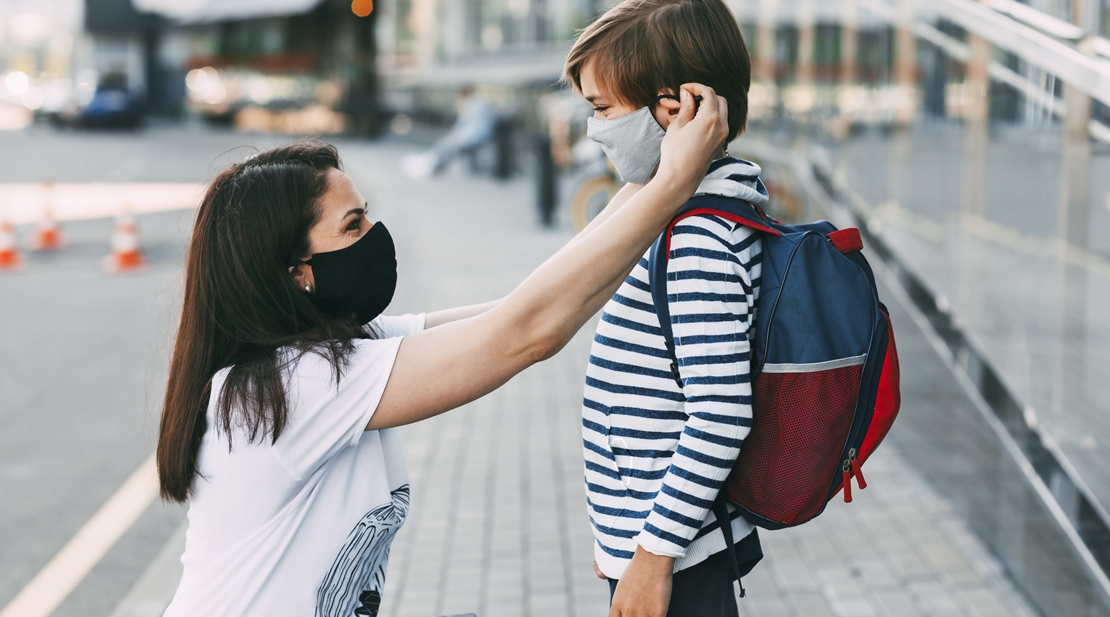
[654,83,730,197]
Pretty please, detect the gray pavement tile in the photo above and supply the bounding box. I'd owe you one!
[484,605,524,617]
[817,567,859,589]
[872,590,924,617]
[907,580,968,616]
[985,581,1042,617]
[849,562,899,591]
[396,595,437,617]
[788,591,838,617]
[802,536,843,563]
[576,601,607,617]
[529,592,570,615]
[940,566,988,589]
[884,550,936,581]
[771,562,819,592]
[918,544,973,572]
[742,598,795,617]
[955,587,1013,617]
[441,596,481,616]
[821,581,879,617]
[485,583,525,598]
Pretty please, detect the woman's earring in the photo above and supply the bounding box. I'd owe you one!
[304,285,313,294]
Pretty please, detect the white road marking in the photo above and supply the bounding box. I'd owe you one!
[0,183,204,225]
[0,455,159,617]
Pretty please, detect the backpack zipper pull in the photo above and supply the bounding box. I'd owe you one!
[847,447,867,489]
[850,458,867,490]
[842,463,853,503]
[842,448,862,503]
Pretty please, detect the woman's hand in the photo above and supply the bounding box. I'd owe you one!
[654,83,730,197]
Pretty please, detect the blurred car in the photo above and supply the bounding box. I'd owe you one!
[44,72,143,130]
[74,86,143,128]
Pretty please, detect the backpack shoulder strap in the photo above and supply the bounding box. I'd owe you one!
[648,196,782,387]
[648,232,682,387]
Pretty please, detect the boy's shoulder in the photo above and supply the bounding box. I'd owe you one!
[669,208,758,250]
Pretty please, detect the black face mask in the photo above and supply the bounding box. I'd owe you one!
[291,222,397,325]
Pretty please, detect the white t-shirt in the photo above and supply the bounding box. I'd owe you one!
[164,313,425,617]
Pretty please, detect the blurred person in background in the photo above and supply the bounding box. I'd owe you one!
[401,86,499,179]
[535,89,597,226]
[157,84,728,617]
[565,1,764,616]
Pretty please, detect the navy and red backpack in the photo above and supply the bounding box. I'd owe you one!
[648,194,901,533]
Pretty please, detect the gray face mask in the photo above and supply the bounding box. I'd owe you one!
[586,95,672,185]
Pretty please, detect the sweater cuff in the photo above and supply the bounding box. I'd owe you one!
[635,528,686,559]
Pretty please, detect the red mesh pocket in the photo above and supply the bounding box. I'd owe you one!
[724,363,863,526]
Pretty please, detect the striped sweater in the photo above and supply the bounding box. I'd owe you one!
[582,157,769,579]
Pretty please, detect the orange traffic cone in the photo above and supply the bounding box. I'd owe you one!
[0,220,22,272]
[103,213,146,273]
[30,178,63,252]
[29,218,63,251]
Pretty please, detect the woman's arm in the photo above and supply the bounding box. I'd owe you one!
[369,84,727,430]
[425,299,503,329]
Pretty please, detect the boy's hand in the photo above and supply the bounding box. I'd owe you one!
[655,83,729,197]
[609,546,675,617]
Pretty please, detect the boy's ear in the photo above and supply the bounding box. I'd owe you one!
[656,90,682,116]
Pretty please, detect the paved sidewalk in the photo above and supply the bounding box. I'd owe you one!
[735,445,1039,617]
[337,142,1043,617]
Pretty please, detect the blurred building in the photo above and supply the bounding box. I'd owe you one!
[0,0,82,129]
[372,0,616,130]
[717,0,1110,132]
[377,0,603,87]
[112,0,379,133]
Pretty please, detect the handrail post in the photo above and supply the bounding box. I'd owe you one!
[961,32,991,217]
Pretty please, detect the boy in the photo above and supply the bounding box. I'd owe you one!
[565,2,765,615]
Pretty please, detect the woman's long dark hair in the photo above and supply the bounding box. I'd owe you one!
[158,142,369,503]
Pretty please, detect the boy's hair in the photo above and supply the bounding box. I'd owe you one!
[564,0,751,141]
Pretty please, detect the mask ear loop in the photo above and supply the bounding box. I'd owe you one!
[652,93,677,106]
[652,93,704,107]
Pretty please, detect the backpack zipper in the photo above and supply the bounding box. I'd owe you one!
[841,448,868,503]
[831,256,884,507]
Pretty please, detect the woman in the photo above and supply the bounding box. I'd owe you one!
[158,84,728,617]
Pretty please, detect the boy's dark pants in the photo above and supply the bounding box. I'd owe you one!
[607,529,762,617]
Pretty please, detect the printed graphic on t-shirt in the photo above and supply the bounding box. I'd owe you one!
[315,485,411,617]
